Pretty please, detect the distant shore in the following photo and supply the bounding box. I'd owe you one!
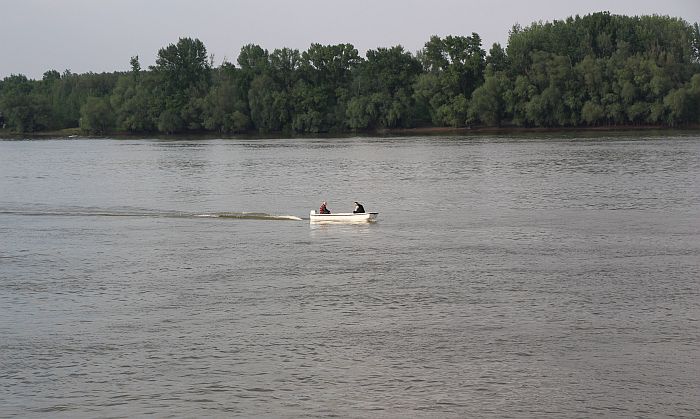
[377,124,700,136]
[2,124,700,140]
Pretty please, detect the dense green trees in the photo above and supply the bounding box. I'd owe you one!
[0,74,50,132]
[80,96,114,134]
[347,46,422,129]
[413,34,487,127]
[497,12,700,127]
[1,14,699,135]
[201,62,250,133]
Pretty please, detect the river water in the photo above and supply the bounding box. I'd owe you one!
[1,133,699,418]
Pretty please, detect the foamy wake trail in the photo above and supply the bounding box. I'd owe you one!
[193,212,303,221]
[1,205,303,221]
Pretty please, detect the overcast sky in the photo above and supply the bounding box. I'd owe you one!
[2,0,699,79]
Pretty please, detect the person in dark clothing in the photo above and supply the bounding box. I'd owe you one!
[353,201,365,213]
[319,201,331,214]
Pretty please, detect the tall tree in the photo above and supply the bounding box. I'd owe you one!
[414,34,486,127]
[294,43,362,132]
[152,37,212,132]
[347,46,422,129]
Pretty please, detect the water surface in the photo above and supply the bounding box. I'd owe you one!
[2,134,699,417]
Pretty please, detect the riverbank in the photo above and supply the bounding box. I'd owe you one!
[2,124,700,139]
[380,124,700,136]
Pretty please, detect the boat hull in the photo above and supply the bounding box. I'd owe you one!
[309,210,378,223]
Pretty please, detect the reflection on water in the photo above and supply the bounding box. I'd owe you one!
[1,134,700,418]
[308,221,377,235]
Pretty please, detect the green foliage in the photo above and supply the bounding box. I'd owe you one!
[581,100,605,125]
[0,74,50,132]
[1,14,698,134]
[245,47,300,132]
[248,74,286,132]
[413,72,447,125]
[154,38,211,98]
[290,81,324,133]
[152,37,212,133]
[130,56,141,75]
[110,71,157,132]
[157,108,183,134]
[414,34,486,127]
[663,73,700,125]
[42,70,61,83]
[80,96,114,134]
[497,12,700,127]
[201,64,250,133]
[0,74,31,130]
[293,43,361,132]
[468,71,510,125]
[346,46,422,129]
[486,43,508,73]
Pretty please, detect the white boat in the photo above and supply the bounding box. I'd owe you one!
[309,210,378,223]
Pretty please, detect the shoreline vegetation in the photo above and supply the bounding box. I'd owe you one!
[3,124,700,141]
[1,12,699,137]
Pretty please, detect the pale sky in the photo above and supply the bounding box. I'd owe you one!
[2,0,699,79]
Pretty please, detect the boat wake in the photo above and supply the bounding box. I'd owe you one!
[194,212,303,221]
[0,205,303,221]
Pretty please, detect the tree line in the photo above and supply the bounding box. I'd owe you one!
[1,12,699,135]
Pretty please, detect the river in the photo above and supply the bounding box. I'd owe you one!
[1,133,699,417]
